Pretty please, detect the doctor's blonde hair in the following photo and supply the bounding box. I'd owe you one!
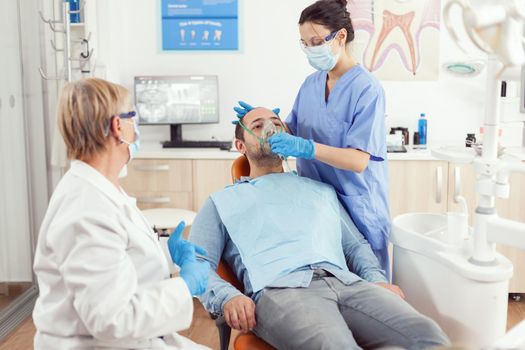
[57,78,129,160]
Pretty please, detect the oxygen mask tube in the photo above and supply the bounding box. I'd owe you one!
[261,120,293,174]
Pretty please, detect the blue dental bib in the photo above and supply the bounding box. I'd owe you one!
[211,173,348,292]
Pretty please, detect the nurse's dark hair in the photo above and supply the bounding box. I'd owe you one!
[299,0,355,44]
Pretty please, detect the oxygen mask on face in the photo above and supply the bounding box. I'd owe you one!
[261,119,281,141]
[261,119,294,174]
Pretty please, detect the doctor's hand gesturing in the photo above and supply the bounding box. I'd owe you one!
[167,221,210,296]
[167,221,208,266]
[223,295,256,333]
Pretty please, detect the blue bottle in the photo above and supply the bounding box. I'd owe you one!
[418,113,427,145]
[68,0,81,23]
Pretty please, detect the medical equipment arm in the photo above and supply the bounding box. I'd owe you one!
[189,199,244,315]
[442,0,525,263]
[56,214,194,341]
[339,204,388,283]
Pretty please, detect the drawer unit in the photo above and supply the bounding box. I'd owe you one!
[121,159,193,210]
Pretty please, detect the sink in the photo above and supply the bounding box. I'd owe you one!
[392,212,447,235]
[390,212,513,348]
[391,213,447,248]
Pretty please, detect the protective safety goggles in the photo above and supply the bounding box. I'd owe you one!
[300,30,339,49]
[104,110,137,136]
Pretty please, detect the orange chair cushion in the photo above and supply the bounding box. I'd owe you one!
[231,156,250,182]
[234,332,275,350]
[217,260,244,293]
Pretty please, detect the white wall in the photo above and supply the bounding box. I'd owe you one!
[0,0,34,282]
[92,0,521,146]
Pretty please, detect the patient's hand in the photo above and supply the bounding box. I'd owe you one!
[223,295,256,333]
[375,282,405,299]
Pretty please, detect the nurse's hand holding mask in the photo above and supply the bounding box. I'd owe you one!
[268,133,315,160]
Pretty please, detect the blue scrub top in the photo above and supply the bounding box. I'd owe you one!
[286,65,390,261]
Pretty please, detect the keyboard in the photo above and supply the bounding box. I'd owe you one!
[162,140,233,150]
[387,145,407,153]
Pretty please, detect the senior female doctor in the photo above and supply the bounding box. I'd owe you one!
[33,78,210,350]
[237,0,390,273]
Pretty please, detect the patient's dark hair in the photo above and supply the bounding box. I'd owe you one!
[235,122,245,141]
[299,0,355,44]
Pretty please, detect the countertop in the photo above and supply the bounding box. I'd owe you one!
[136,142,439,161]
[136,142,525,161]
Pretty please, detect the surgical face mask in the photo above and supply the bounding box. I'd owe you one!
[302,33,342,72]
[120,119,141,162]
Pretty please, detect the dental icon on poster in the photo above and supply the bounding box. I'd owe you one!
[179,28,222,43]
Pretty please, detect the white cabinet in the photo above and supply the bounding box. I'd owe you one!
[192,160,234,211]
[120,160,194,210]
[388,161,449,217]
[122,158,297,212]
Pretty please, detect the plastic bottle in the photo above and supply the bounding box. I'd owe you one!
[413,131,420,145]
[418,113,427,145]
[68,0,81,23]
[465,133,476,147]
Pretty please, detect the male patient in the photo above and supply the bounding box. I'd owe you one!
[189,107,449,350]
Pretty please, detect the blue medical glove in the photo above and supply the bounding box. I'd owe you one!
[233,101,254,118]
[179,259,210,296]
[232,101,282,124]
[167,221,208,266]
[268,133,315,160]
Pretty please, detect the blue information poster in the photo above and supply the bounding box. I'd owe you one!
[162,0,238,51]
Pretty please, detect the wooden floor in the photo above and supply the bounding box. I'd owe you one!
[1,298,524,350]
[0,284,32,311]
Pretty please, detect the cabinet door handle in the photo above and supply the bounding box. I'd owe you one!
[436,166,443,204]
[134,164,169,172]
[454,166,461,199]
[137,196,171,204]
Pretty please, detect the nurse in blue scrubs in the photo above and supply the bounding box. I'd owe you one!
[242,0,391,274]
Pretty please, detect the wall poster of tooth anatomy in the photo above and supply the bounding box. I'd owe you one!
[162,0,238,51]
[347,0,441,80]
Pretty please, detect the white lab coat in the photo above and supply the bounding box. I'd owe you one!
[33,160,209,350]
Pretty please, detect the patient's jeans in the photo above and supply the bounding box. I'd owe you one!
[253,270,449,350]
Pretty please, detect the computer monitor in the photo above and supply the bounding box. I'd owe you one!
[135,75,219,146]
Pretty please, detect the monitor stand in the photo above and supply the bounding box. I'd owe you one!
[162,124,184,148]
[162,124,232,150]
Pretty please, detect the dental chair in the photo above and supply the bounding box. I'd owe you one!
[212,155,275,350]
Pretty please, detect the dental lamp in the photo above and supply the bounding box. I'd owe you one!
[440,0,525,262]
